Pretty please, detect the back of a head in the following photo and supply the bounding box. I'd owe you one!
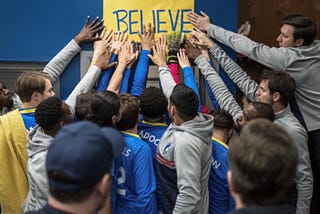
[139,86,167,120]
[15,71,50,102]
[75,91,96,120]
[282,14,317,46]
[228,119,298,206]
[116,93,140,131]
[35,97,73,134]
[169,84,198,121]
[213,109,234,131]
[87,91,120,127]
[260,70,296,107]
[46,121,124,204]
[250,102,275,122]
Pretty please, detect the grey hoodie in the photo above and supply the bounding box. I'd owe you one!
[22,125,54,212]
[157,65,214,214]
[157,113,213,214]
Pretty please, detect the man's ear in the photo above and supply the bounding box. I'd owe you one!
[294,38,304,47]
[170,105,176,117]
[112,114,121,125]
[97,173,111,194]
[272,91,281,103]
[31,91,41,102]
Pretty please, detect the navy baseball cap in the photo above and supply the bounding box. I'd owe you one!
[46,121,125,192]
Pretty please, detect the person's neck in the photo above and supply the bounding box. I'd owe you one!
[143,116,164,123]
[48,197,96,214]
[21,101,38,109]
[212,129,229,144]
[173,117,185,126]
[272,102,286,114]
[124,124,138,134]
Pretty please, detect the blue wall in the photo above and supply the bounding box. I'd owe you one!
[194,0,238,95]
[0,0,237,99]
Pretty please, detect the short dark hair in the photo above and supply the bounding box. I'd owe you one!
[75,91,95,120]
[15,71,50,102]
[87,91,120,127]
[169,84,198,121]
[260,70,296,106]
[213,109,234,130]
[248,102,275,122]
[139,86,167,120]
[116,93,140,131]
[282,14,317,46]
[35,97,67,132]
[48,170,95,203]
[229,119,298,206]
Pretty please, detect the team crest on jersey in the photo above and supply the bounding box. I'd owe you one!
[163,142,172,154]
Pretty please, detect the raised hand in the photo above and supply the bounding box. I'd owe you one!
[177,49,191,69]
[184,36,202,60]
[157,34,167,48]
[94,44,117,70]
[74,16,105,44]
[111,31,128,54]
[91,28,114,68]
[118,42,138,66]
[148,44,167,66]
[187,11,211,32]
[189,28,215,49]
[138,23,155,51]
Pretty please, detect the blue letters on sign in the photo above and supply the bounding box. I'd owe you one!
[113,9,192,34]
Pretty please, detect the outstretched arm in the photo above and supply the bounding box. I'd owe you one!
[177,49,202,112]
[65,30,116,113]
[108,42,138,93]
[44,16,104,83]
[130,23,155,97]
[96,31,127,92]
[188,11,290,70]
[149,42,176,99]
[195,55,243,121]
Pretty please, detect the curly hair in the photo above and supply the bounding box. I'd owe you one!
[139,86,167,119]
[35,97,64,131]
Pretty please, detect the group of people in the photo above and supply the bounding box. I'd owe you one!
[0,10,319,214]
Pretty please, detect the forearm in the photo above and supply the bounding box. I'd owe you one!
[43,39,81,84]
[183,67,202,112]
[209,44,258,101]
[130,50,151,96]
[65,65,101,114]
[159,65,177,99]
[207,24,289,70]
[195,55,243,121]
[96,54,118,92]
[107,63,127,93]
[119,67,131,93]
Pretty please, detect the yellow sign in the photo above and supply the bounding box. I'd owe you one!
[103,0,194,41]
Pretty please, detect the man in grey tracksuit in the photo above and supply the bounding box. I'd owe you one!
[149,46,214,214]
[193,35,313,214]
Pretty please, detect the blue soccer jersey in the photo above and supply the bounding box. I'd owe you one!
[209,137,235,214]
[20,108,36,132]
[114,131,157,214]
[138,120,167,212]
